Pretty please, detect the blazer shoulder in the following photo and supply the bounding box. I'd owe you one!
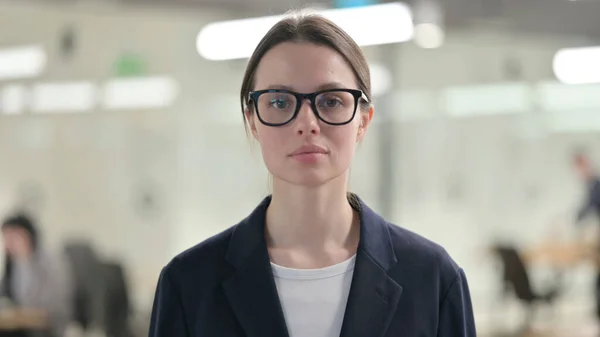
[162,225,236,283]
[385,222,460,279]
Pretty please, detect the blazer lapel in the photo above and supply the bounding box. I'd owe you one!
[222,196,290,337]
[339,195,403,337]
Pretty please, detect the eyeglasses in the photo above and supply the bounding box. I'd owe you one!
[248,88,369,127]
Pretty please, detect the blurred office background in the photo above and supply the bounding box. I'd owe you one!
[1,0,600,336]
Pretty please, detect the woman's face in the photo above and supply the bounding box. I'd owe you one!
[246,42,373,187]
[2,227,32,258]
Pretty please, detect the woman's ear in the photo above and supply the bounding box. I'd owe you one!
[357,106,374,142]
[244,109,259,140]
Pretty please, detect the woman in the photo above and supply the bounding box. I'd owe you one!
[150,12,476,337]
[1,214,73,337]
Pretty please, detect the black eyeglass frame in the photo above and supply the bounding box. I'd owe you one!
[248,88,369,127]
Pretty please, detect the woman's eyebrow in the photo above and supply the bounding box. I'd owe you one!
[264,84,295,91]
[263,82,347,92]
[315,81,346,91]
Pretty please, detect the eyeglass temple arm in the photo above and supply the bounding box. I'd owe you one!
[361,92,370,104]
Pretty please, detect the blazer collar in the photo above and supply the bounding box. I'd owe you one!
[222,194,402,337]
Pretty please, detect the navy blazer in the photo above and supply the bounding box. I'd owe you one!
[149,195,476,337]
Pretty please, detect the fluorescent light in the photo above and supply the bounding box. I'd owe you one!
[537,81,600,111]
[197,2,413,61]
[0,45,46,80]
[31,82,98,113]
[553,46,600,84]
[0,85,27,115]
[322,3,413,46]
[103,76,178,110]
[414,23,444,49]
[442,83,531,117]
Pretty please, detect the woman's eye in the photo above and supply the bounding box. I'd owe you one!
[319,97,343,108]
[325,99,341,107]
[270,99,289,109]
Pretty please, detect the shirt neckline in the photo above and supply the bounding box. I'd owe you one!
[271,254,357,280]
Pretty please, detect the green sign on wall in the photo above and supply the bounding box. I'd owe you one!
[114,52,146,77]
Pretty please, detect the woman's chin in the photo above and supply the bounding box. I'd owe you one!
[274,170,344,188]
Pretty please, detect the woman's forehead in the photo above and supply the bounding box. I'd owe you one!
[253,42,357,92]
[2,227,22,234]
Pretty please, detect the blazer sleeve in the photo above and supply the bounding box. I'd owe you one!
[437,269,476,337]
[149,267,189,337]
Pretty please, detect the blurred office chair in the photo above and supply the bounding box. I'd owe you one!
[492,245,562,332]
[102,261,133,337]
[63,242,107,333]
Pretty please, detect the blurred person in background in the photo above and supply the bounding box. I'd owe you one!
[572,151,600,322]
[573,151,600,225]
[149,10,475,337]
[0,213,73,337]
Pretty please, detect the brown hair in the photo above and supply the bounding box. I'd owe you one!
[240,11,372,133]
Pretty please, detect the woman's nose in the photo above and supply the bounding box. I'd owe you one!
[294,100,320,135]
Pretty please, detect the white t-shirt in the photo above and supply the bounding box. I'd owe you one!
[271,255,356,337]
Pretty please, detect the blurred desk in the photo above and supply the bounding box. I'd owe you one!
[523,242,597,267]
[0,308,47,332]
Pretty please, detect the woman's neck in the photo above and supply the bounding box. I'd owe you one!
[265,174,359,256]
[12,251,33,264]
